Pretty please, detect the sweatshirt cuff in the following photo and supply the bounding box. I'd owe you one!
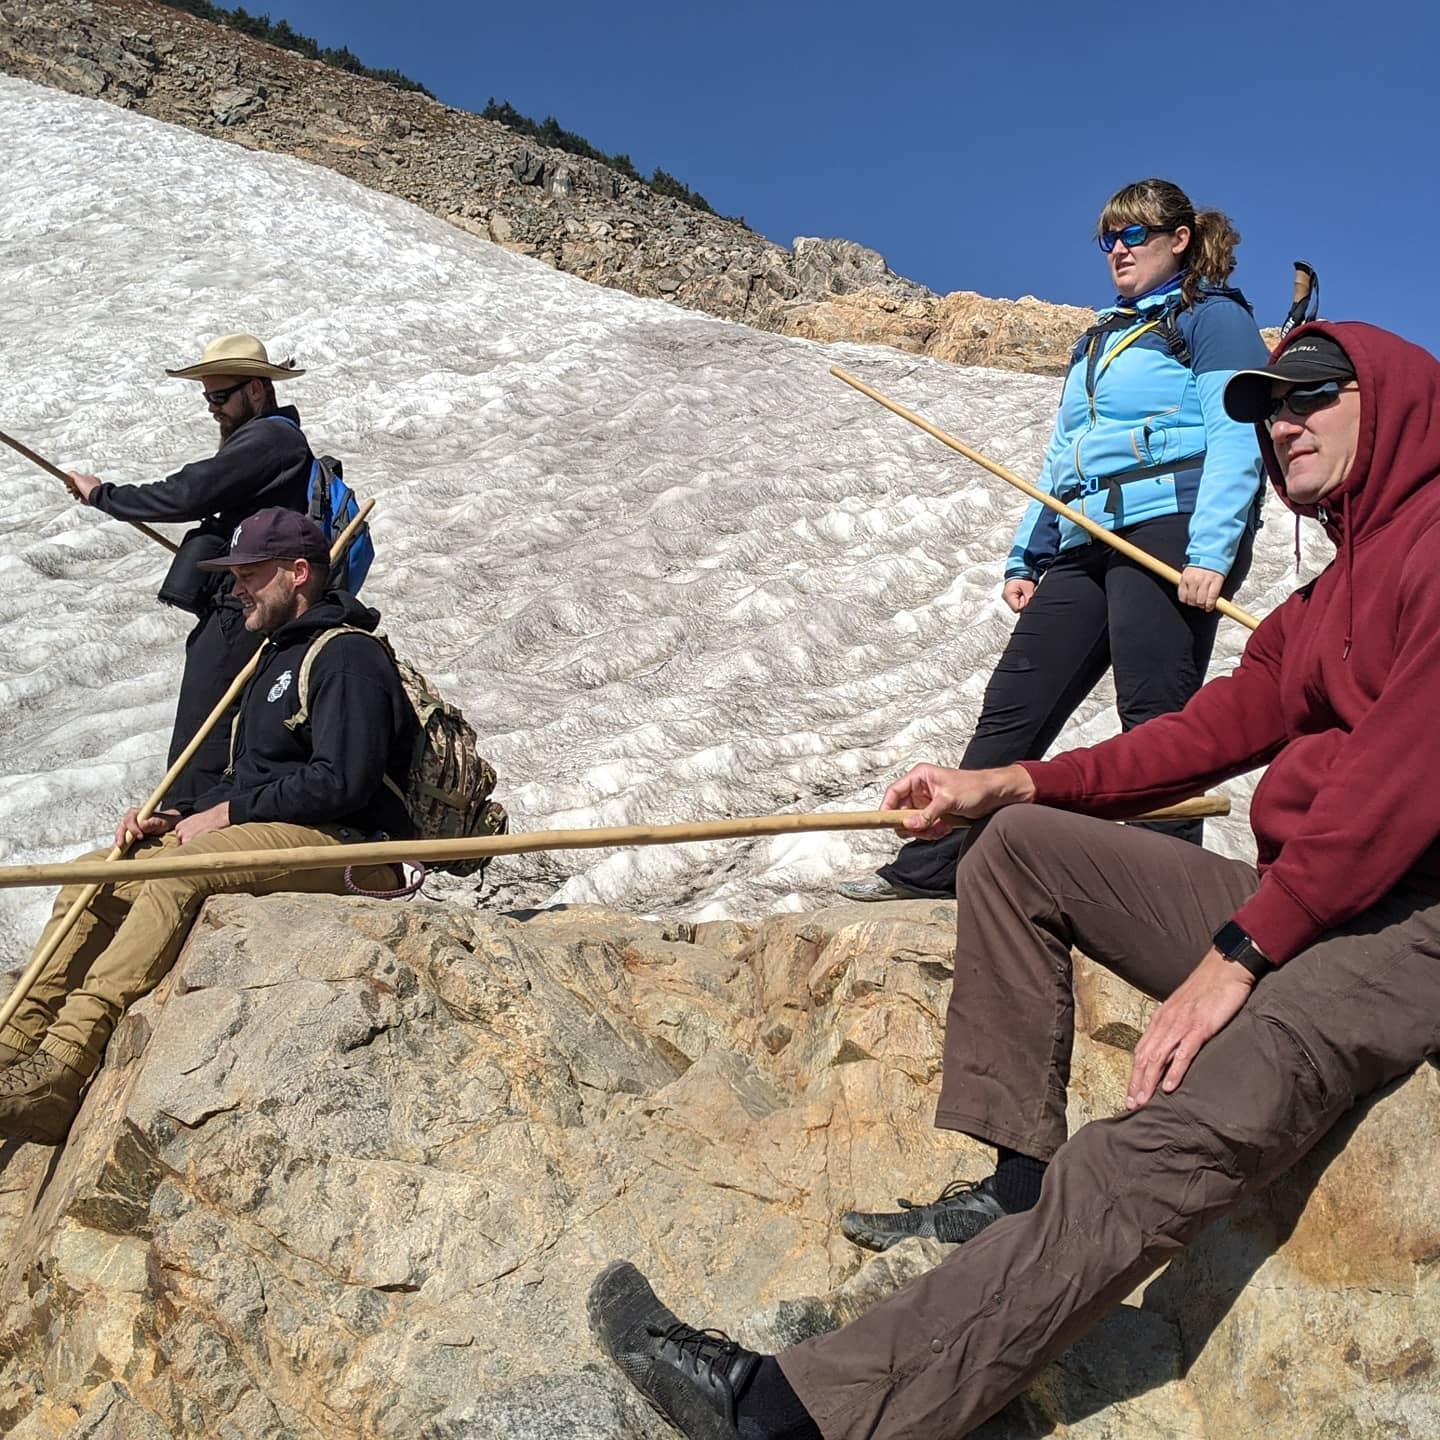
[1016,758,1084,806]
[226,791,257,825]
[1231,880,1320,967]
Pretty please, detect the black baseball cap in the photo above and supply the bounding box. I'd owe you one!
[1224,335,1356,423]
[197,507,329,570]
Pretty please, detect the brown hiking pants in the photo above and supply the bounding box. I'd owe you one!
[780,805,1440,1439]
[1,823,398,1077]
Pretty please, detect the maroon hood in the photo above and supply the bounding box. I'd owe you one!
[1258,320,1440,544]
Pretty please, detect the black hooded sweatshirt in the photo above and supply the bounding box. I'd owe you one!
[185,593,417,839]
[91,408,313,615]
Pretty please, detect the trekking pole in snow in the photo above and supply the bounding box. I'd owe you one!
[0,500,375,1034]
[0,796,1232,891]
[0,427,179,554]
[830,368,1262,633]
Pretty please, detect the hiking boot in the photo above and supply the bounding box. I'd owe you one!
[0,1050,89,1145]
[840,1175,1008,1252]
[0,1038,33,1069]
[834,875,927,903]
[589,1260,757,1440]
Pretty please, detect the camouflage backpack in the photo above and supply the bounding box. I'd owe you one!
[287,626,508,877]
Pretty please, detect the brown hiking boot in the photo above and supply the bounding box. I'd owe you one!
[0,1051,89,1145]
[0,1038,33,1069]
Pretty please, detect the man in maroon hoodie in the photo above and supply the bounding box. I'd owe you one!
[588,322,1440,1440]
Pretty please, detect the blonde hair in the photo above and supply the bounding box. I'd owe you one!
[1098,178,1241,308]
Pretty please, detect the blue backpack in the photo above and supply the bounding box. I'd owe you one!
[264,415,374,593]
[307,454,374,594]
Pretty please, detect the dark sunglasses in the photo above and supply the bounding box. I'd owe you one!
[203,379,250,407]
[1098,223,1173,254]
[1263,381,1354,425]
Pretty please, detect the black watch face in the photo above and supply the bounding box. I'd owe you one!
[1214,920,1248,958]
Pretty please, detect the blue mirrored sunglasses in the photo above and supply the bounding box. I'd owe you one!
[1098,223,1173,254]
[1263,381,1352,426]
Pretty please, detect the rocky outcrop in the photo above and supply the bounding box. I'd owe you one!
[782,287,1100,376]
[0,0,1107,376]
[0,893,1435,1437]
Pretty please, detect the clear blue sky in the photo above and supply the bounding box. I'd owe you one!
[262,0,1433,348]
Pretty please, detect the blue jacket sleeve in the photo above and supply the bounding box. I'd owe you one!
[1005,380,1073,580]
[1181,300,1269,575]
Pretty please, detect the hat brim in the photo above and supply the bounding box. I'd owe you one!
[165,360,306,381]
[1223,370,1282,424]
[196,549,286,571]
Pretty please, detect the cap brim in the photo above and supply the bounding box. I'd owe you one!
[1224,359,1356,423]
[196,549,275,571]
[165,361,306,380]
[1223,370,1278,424]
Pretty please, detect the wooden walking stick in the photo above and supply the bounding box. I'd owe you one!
[0,499,375,1034]
[830,368,1262,633]
[0,427,179,554]
[0,797,1231,891]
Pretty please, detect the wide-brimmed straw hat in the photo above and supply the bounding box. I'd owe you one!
[165,333,306,381]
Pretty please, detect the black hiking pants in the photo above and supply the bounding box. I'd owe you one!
[877,513,1254,898]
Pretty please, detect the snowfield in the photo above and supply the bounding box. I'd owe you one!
[0,75,1332,953]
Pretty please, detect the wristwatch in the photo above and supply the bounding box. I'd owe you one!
[1213,920,1273,980]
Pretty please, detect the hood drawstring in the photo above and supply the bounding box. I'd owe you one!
[1293,513,1302,573]
[1318,501,1354,660]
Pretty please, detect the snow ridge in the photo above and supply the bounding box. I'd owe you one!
[0,76,1331,950]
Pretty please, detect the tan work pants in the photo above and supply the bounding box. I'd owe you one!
[1,823,397,1076]
[780,805,1440,1439]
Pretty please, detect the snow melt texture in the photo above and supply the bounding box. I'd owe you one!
[0,76,1331,953]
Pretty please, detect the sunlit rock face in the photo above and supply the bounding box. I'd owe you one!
[2,896,1436,1439]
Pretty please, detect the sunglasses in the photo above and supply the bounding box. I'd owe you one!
[1098,223,1173,254]
[202,379,251,407]
[1263,381,1354,426]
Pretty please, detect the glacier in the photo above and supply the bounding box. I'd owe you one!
[0,75,1333,957]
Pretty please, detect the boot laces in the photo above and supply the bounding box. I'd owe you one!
[0,1051,51,1091]
[898,1176,989,1211]
[647,1320,743,1379]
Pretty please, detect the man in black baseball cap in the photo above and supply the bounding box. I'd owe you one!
[1222,333,1357,424]
[0,509,415,1145]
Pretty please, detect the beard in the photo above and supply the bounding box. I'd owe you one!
[216,390,260,443]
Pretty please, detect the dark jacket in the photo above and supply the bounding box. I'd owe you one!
[92,408,312,615]
[186,593,417,839]
[1020,321,1440,964]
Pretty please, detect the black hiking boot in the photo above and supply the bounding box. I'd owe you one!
[840,1175,1008,1252]
[589,1260,759,1440]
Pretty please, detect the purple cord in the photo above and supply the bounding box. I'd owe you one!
[344,863,427,899]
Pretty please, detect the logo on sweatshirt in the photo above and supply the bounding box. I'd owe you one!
[267,670,293,703]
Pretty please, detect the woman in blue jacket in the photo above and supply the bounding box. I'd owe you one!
[841,177,1269,901]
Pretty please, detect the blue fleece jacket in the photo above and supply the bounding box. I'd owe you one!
[1006,279,1269,579]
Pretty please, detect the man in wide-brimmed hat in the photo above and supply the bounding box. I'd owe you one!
[67,333,314,807]
[0,509,415,1145]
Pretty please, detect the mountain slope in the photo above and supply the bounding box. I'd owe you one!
[0,75,1329,953]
